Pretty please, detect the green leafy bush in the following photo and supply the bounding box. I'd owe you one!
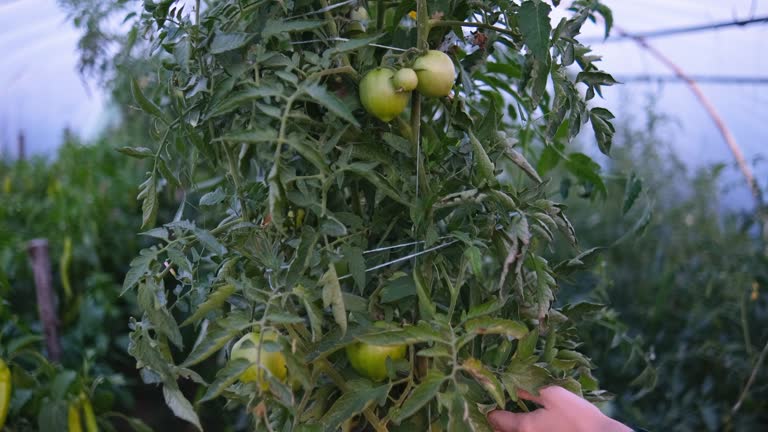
[114,1,626,431]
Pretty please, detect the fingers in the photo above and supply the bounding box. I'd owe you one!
[516,389,546,406]
[517,385,574,408]
[487,410,530,432]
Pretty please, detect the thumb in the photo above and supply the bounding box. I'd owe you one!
[487,410,530,432]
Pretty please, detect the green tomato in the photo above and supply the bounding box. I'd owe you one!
[413,50,455,97]
[393,68,418,92]
[345,334,407,382]
[359,68,410,122]
[231,331,288,390]
[347,6,370,35]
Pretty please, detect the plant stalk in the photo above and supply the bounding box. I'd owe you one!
[320,0,352,68]
[429,19,519,39]
[377,0,385,31]
[731,337,768,415]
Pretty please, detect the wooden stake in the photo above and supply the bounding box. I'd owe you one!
[27,239,62,362]
[17,130,25,161]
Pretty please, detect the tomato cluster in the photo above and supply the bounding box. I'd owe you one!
[232,326,408,387]
[359,50,456,122]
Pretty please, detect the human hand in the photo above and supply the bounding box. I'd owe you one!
[487,386,632,432]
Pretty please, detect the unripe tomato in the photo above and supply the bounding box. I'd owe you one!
[231,331,288,390]
[359,68,410,122]
[347,6,370,35]
[413,50,455,97]
[345,332,407,382]
[393,68,418,92]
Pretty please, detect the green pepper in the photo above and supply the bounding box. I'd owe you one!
[80,393,98,432]
[68,399,83,432]
[68,393,98,432]
[0,358,11,429]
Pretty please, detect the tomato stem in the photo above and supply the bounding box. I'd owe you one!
[376,0,386,31]
[306,65,359,82]
[428,19,519,39]
[319,0,352,69]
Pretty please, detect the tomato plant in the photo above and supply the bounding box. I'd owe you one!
[118,0,619,431]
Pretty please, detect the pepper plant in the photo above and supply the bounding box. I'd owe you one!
[120,0,619,430]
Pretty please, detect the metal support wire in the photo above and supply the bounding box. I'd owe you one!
[337,240,459,281]
[616,74,768,85]
[291,37,408,52]
[582,15,768,44]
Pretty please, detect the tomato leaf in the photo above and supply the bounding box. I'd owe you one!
[321,265,347,335]
[622,173,643,214]
[130,78,168,123]
[501,360,553,401]
[468,130,497,186]
[163,383,202,431]
[137,172,159,229]
[262,19,323,39]
[117,146,154,159]
[391,371,446,422]
[138,279,183,349]
[518,0,552,61]
[181,284,236,327]
[320,384,389,431]
[199,359,251,402]
[122,247,159,295]
[506,147,543,183]
[462,358,506,408]
[304,83,360,127]
[210,32,255,54]
[464,317,528,339]
[413,269,436,321]
[199,187,227,207]
[181,325,239,368]
[341,245,366,293]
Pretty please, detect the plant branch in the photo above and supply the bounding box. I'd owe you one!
[741,286,754,358]
[224,143,249,220]
[732,337,768,415]
[428,19,518,39]
[306,65,358,82]
[320,0,352,68]
[377,0,385,31]
[410,0,428,260]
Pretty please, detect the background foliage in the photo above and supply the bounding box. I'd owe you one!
[555,103,768,431]
[0,133,154,431]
